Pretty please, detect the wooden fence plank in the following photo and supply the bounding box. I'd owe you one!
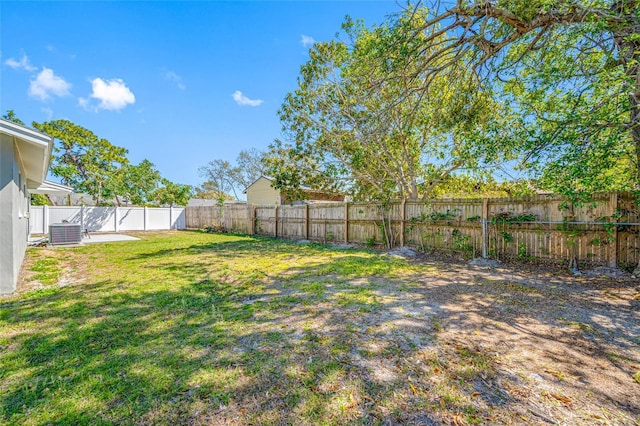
[185,194,639,268]
[344,202,349,244]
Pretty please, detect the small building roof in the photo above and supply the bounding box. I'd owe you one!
[49,192,97,206]
[187,198,247,207]
[0,119,53,187]
[243,175,312,194]
[187,198,218,207]
[30,180,74,194]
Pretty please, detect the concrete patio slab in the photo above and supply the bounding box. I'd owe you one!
[28,233,140,246]
[82,234,140,244]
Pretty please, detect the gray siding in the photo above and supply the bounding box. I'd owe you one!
[0,134,29,294]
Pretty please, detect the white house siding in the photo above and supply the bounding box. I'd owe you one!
[0,134,28,293]
[245,177,281,206]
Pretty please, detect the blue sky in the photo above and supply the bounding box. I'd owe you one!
[1,1,401,188]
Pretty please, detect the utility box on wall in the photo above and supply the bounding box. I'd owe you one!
[49,223,82,245]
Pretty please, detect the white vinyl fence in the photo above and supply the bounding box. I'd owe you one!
[30,205,186,235]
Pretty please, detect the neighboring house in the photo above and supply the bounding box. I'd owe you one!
[243,176,344,206]
[0,119,71,294]
[187,198,218,207]
[48,192,100,206]
[187,198,247,207]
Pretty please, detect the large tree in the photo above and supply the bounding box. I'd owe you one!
[269,10,512,201]
[111,159,162,206]
[198,149,269,202]
[235,148,269,188]
[409,0,639,196]
[151,179,193,207]
[410,0,639,273]
[194,181,235,203]
[33,119,129,205]
[198,159,242,201]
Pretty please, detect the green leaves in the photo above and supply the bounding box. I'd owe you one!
[33,119,129,205]
[2,110,25,125]
[498,7,637,196]
[270,8,511,202]
[112,159,162,206]
[198,159,242,201]
[417,0,640,198]
[151,179,193,207]
[32,118,191,206]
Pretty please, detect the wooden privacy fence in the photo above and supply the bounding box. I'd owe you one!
[185,193,639,269]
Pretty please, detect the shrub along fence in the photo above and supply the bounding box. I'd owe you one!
[185,193,639,270]
[30,205,186,234]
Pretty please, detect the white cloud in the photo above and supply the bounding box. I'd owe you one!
[5,53,36,71]
[232,90,263,107]
[162,70,186,90]
[88,78,135,111]
[41,107,54,120]
[78,97,90,110]
[44,45,76,60]
[300,34,316,48]
[29,68,71,100]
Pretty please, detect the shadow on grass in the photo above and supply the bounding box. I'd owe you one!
[1,231,638,424]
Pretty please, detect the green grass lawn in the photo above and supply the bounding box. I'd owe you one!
[1,232,424,425]
[2,231,638,425]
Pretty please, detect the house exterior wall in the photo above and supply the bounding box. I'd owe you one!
[297,190,345,203]
[246,177,282,206]
[0,134,29,294]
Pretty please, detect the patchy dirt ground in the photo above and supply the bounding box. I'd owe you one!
[10,236,640,425]
[222,255,640,425]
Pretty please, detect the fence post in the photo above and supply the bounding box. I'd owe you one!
[609,192,618,268]
[143,206,148,231]
[169,205,174,230]
[344,202,349,244]
[400,199,406,247]
[80,205,85,232]
[274,205,278,238]
[114,207,120,232]
[247,205,252,235]
[252,205,257,235]
[305,204,309,240]
[482,198,489,258]
[43,205,48,234]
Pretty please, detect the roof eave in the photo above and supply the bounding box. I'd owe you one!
[29,180,74,194]
[0,119,53,184]
[243,175,274,193]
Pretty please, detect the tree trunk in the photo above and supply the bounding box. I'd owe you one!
[611,0,640,274]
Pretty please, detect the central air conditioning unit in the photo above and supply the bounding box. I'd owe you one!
[49,223,83,245]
